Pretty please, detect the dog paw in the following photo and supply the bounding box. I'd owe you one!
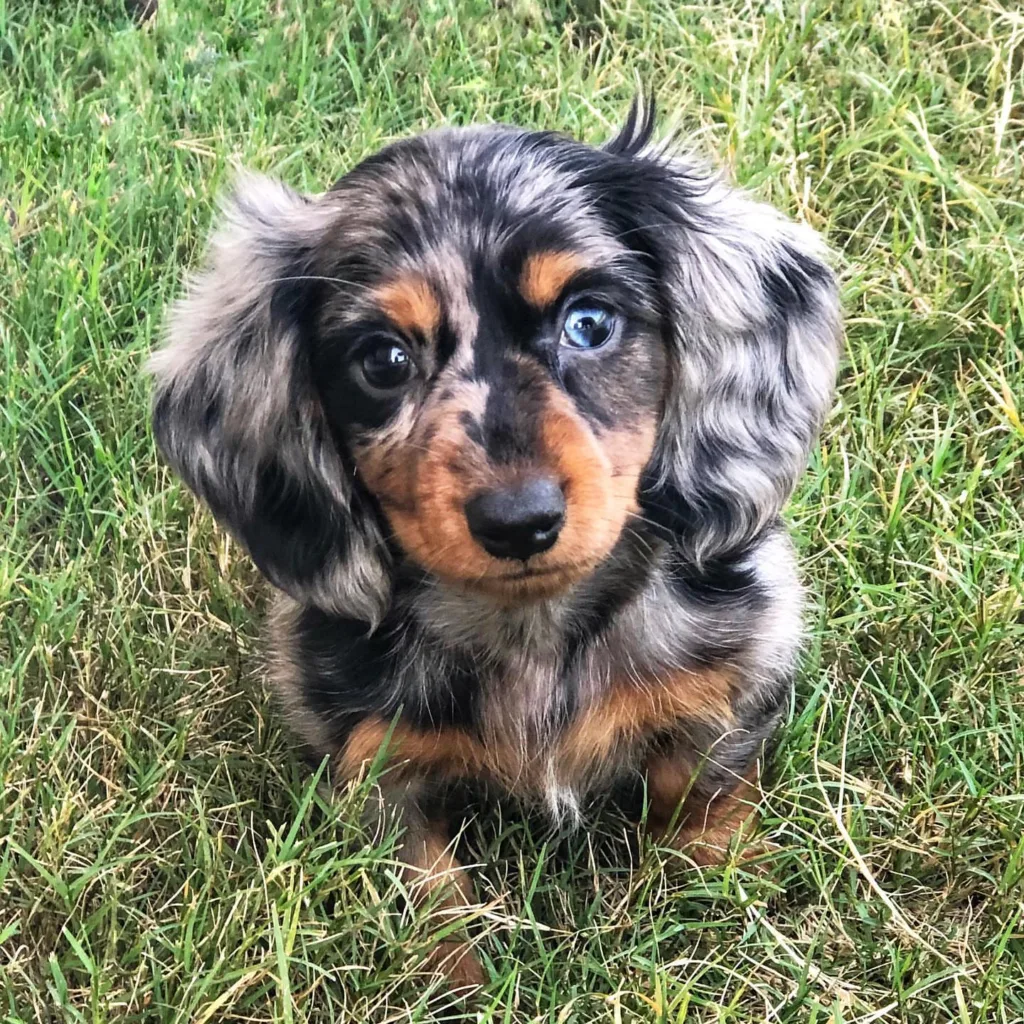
[676,833,778,872]
[424,939,485,993]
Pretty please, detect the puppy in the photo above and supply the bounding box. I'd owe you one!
[150,97,840,988]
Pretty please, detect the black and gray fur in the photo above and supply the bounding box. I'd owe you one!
[151,96,839,832]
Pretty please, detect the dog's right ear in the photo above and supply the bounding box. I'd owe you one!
[149,174,390,624]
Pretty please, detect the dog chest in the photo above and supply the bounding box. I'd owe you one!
[338,659,737,816]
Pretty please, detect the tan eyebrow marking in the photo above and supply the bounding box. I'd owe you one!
[519,250,587,309]
[373,274,441,337]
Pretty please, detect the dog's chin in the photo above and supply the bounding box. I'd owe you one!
[466,570,577,604]
[435,561,600,605]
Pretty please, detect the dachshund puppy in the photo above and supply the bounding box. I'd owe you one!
[150,98,840,988]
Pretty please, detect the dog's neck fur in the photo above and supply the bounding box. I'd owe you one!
[405,523,658,663]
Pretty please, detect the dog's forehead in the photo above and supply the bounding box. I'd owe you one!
[324,126,624,293]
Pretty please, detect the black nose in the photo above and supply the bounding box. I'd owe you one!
[465,478,566,561]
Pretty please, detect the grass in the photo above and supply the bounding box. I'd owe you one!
[1,0,1023,1020]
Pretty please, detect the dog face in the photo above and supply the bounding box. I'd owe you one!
[151,100,839,620]
[309,140,667,603]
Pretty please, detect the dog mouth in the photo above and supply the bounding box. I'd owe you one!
[455,561,588,602]
[496,565,565,581]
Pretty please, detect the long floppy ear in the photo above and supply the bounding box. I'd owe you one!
[600,110,841,562]
[149,173,390,623]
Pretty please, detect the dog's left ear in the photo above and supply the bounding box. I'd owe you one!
[149,173,390,623]
[600,104,841,561]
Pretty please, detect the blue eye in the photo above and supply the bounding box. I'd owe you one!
[560,304,616,350]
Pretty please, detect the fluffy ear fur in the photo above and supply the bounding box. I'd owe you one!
[149,174,390,622]
[598,111,841,562]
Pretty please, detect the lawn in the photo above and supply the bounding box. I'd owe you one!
[2,0,1023,1020]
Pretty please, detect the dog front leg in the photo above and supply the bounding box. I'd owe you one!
[366,781,485,991]
[643,743,762,866]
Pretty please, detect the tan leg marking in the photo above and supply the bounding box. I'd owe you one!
[364,782,485,993]
[645,754,761,866]
[406,825,485,990]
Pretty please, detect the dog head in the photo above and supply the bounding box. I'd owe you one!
[151,98,840,622]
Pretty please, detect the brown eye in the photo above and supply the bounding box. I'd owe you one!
[359,341,414,391]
